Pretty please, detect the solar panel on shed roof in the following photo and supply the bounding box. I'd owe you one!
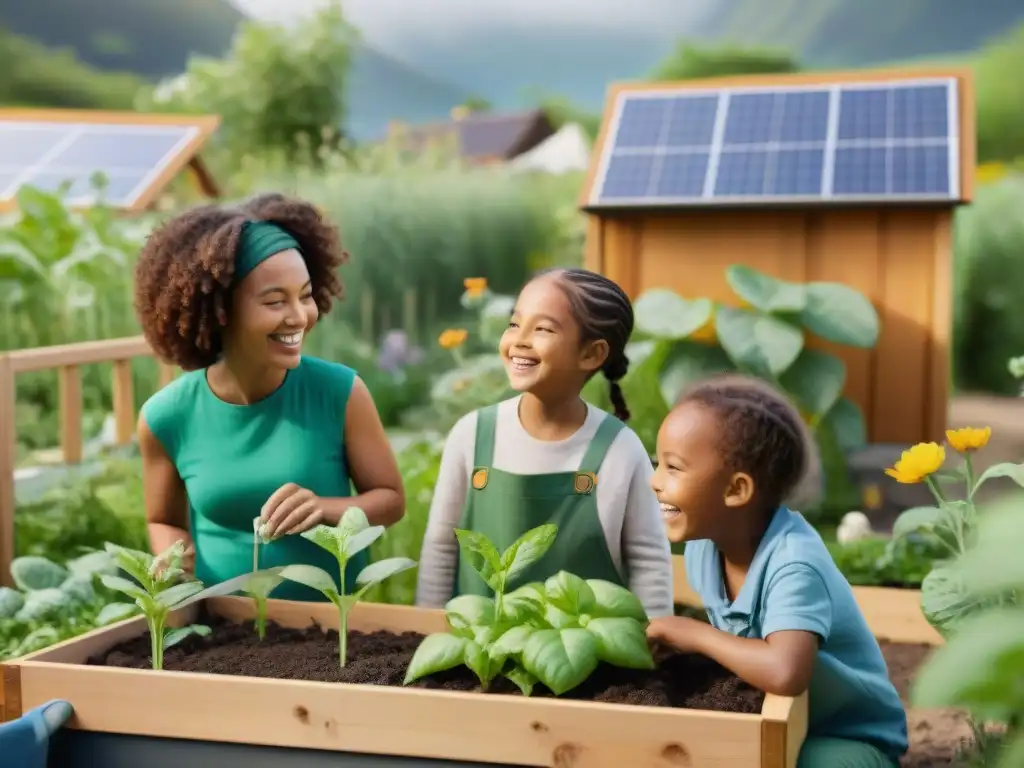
[0,111,218,212]
[589,77,960,208]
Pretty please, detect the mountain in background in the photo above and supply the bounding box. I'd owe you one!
[0,0,469,140]
[389,0,1022,113]
[698,0,1023,68]
[1,0,1021,139]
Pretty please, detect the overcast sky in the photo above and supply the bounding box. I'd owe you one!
[232,0,707,48]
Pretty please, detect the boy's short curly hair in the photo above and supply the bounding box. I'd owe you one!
[675,373,820,509]
[133,193,348,371]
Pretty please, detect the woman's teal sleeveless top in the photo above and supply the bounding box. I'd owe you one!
[140,356,367,601]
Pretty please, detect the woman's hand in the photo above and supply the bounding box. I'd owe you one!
[260,483,324,538]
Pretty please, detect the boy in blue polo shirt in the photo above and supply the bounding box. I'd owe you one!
[647,374,908,768]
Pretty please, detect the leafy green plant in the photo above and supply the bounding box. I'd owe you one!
[98,541,248,670]
[244,518,286,640]
[583,265,879,511]
[887,428,1022,637]
[911,492,1023,767]
[276,508,416,666]
[403,524,654,696]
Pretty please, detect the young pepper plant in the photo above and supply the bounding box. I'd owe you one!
[278,507,416,666]
[98,541,250,670]
[248,518,285,640]
[404,524,655,696]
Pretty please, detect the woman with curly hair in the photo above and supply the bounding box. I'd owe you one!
[134,193,405,601]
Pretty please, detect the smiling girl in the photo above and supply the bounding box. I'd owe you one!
[133,193,405,601]
[415,268,673,617]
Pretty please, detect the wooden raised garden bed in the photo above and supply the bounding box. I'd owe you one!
[672,555,942,646]
[2,595,808,767]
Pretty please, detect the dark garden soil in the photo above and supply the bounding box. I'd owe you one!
[881,642,977,768]
[88,614,765,713]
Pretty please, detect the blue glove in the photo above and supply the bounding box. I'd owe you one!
[0,699,73,768]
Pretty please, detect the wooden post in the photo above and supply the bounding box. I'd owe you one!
[0,354,15,587]
[111,360,135,446]
[58,365,83,465]
[158,362,176,389]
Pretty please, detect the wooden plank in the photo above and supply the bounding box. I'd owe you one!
[8,336,152,374]
[10,598,775,766]
[802,210,883,434]
[0,354,15,587]
[872,211,939,443]
[158,362,177,388]
[111,359,135,445]
[927,214,953,441]
[672,556,942,646]
[1,662,21,722]
[58,365,83,465]
[601,219,641,297]
[762,695,807,768]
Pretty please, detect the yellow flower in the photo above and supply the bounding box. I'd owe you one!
[463,277,488,297]
[438,328,468,350]
[945,426,991,453]
[884,442,946,484]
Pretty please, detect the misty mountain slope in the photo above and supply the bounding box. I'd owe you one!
[698,0,1023,66]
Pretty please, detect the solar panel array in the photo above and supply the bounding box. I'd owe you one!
[0,122,200,208]
[591,77,960,207]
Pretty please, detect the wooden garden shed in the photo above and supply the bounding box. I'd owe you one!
[581,68,975,445]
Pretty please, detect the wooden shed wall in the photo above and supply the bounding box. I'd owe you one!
[584,208,952,445]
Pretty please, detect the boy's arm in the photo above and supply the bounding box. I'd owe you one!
[414,414,475,607]
[650,563,831,697]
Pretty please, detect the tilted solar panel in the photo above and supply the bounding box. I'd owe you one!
[590,77,959,207]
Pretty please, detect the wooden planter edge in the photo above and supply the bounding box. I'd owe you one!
[2,597,808,768]
[672,555,942,646]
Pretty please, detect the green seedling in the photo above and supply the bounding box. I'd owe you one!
[243,568,286,640]
[99,541,209,670]
[99,541,259,670]
[404,524,655,696]
[278,507,416,666]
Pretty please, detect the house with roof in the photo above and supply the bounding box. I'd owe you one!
[383,107,557,166]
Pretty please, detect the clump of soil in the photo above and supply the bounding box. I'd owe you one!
[88,614,765,713]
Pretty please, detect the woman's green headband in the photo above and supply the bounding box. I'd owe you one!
[234,220,303,283]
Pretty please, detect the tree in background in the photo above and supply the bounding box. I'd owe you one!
[649,41,800,81]
[974,23,1024,164]
[0,28,143,109]
[140,3,357,164]
[461,95,493,113]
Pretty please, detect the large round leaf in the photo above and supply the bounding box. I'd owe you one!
[522,628,599,695]
[801,283,879,348]
[726,265,806,313]
[819,397,866,452]
[911,607,1024,717]
[404,633,468,684]
[658,342,735,406]
[779,349,846,420]
[715,307,803,377]
[633,289,713,340]
[585,617,654,669]
[920,565,976,636]
[891,506,946,541]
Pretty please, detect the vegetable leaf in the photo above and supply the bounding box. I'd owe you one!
[404,633,468,684]
[522,628,599,696]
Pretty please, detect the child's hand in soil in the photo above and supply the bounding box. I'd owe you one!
[646,616,708,655]
[260,483,325,538]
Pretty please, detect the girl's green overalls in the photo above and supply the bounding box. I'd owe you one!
[454,404,628,597]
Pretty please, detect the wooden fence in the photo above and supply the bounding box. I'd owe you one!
[0,338,177,586]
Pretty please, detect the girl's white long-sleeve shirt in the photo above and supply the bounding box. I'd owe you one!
[414,395,675,618]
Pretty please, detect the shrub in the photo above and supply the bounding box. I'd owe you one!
[953,174,1024,394]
